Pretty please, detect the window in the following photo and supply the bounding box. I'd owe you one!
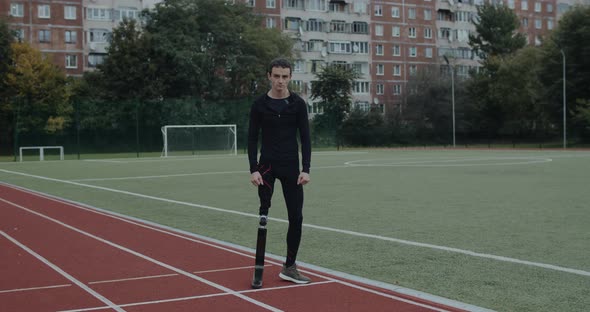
[409,65,417,76]
[424,28,432,39]
[408,27,416,38]
[266,17,276,28]
[355,101,370,112]
[376,84,384,95]
[286,0,302,9]
[64,6,76,20]
[535,19,541,29]
[329,41,352,54]
[307,0,325,11]
[534,2,541,12]
[307,19,323,32]
[353,2,366,13]
[119,8,139,21]
[392,45,400,56]
[424,9,432,20]
[351,41,369,54]
[89,29,110,43]
[508,0,515,9]
[87,8,112,20]
[351,62,368,75]
[391,7,400,18]
[522,17,528,27]
[425,47,433,58]
[65,30,77,43]
[547,3,553,12]
[376,64,384,75]
[392,26,400,37]
[374,5,382,16]
[439,28,451,39]
[375,24,383,36]
[393,84,401,95]
[408,8,416,19]
[352,22,368,34]
[521,0,528,10]
[376,44,383,56]
[353,81,370,94]
[38,4,50,18]
[456,11,471,22]
[294,60,304,72]
[409,47,417,57]
[547,19,554,30]
[38,30,50,43]
[307,39,323,52]
[310,60,322,73]
[285,17,300,30]
[266,0,275,8]
[330,20,347,33]
[10,3,24,17]
[393,64,401,76]
[246,0,254,7]
[290,80,303,92]
[65,55,77,69]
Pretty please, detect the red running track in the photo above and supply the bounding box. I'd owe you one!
[0,183,469,312]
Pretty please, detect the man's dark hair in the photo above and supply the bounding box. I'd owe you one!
[268,58,292,75]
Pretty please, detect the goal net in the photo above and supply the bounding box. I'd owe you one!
[161,125,237,157]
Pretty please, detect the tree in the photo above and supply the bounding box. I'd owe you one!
[310,65,359,147]
[469,2,526,61]
[97,0,293,101]
[540,5,590,142]
[4,42,71,134]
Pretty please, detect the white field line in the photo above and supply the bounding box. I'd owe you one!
[0,198,282,312]
[0,231,125,312]
[88,265,271,285]
[4,183,494,312]
[58,281,334,312]
[70,165,351,182]
[1,171,589,280]
[69,155,562,182]
[0,284,71,294]
[79,151,367,164]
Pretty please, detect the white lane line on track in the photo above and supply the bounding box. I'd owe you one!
[0,230,125,312]
[88,265,272,285]
[0,284,71,294]
[57,281,335,312]
[0,198,282,312]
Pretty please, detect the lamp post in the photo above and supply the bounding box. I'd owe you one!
[560,49,566,149]
[443,55,456,148]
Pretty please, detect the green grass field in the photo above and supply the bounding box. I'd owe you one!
[1,149,589,311]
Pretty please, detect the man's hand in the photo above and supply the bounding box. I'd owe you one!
[297,172,310,185]
[251,171,263,186]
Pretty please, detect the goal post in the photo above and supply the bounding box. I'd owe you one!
[161,124,237,157]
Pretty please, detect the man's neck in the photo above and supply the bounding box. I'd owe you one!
[268,90,290,99]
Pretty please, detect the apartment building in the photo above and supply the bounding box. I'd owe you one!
[3,0,577,113]
[4,0,84,76]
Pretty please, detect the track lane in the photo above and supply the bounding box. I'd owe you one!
[1,183,470,312]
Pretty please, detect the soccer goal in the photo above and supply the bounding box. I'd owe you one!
[161,125,237,157]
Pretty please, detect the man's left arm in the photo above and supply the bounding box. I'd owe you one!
[297,99,311,185]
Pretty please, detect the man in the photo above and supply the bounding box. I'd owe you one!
[248,58,312,284]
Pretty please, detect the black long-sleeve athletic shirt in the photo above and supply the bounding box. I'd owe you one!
[248,92,311,174]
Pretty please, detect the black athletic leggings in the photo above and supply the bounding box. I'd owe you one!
[257,161,304,265]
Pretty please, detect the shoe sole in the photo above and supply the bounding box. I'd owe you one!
[279,272,311,284]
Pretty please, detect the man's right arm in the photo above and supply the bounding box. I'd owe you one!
[247,102,260,174]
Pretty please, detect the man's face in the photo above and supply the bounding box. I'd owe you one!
[268,66,291,93]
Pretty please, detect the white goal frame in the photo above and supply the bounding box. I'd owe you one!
[161,124,237,157]
[19,146,64,162]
